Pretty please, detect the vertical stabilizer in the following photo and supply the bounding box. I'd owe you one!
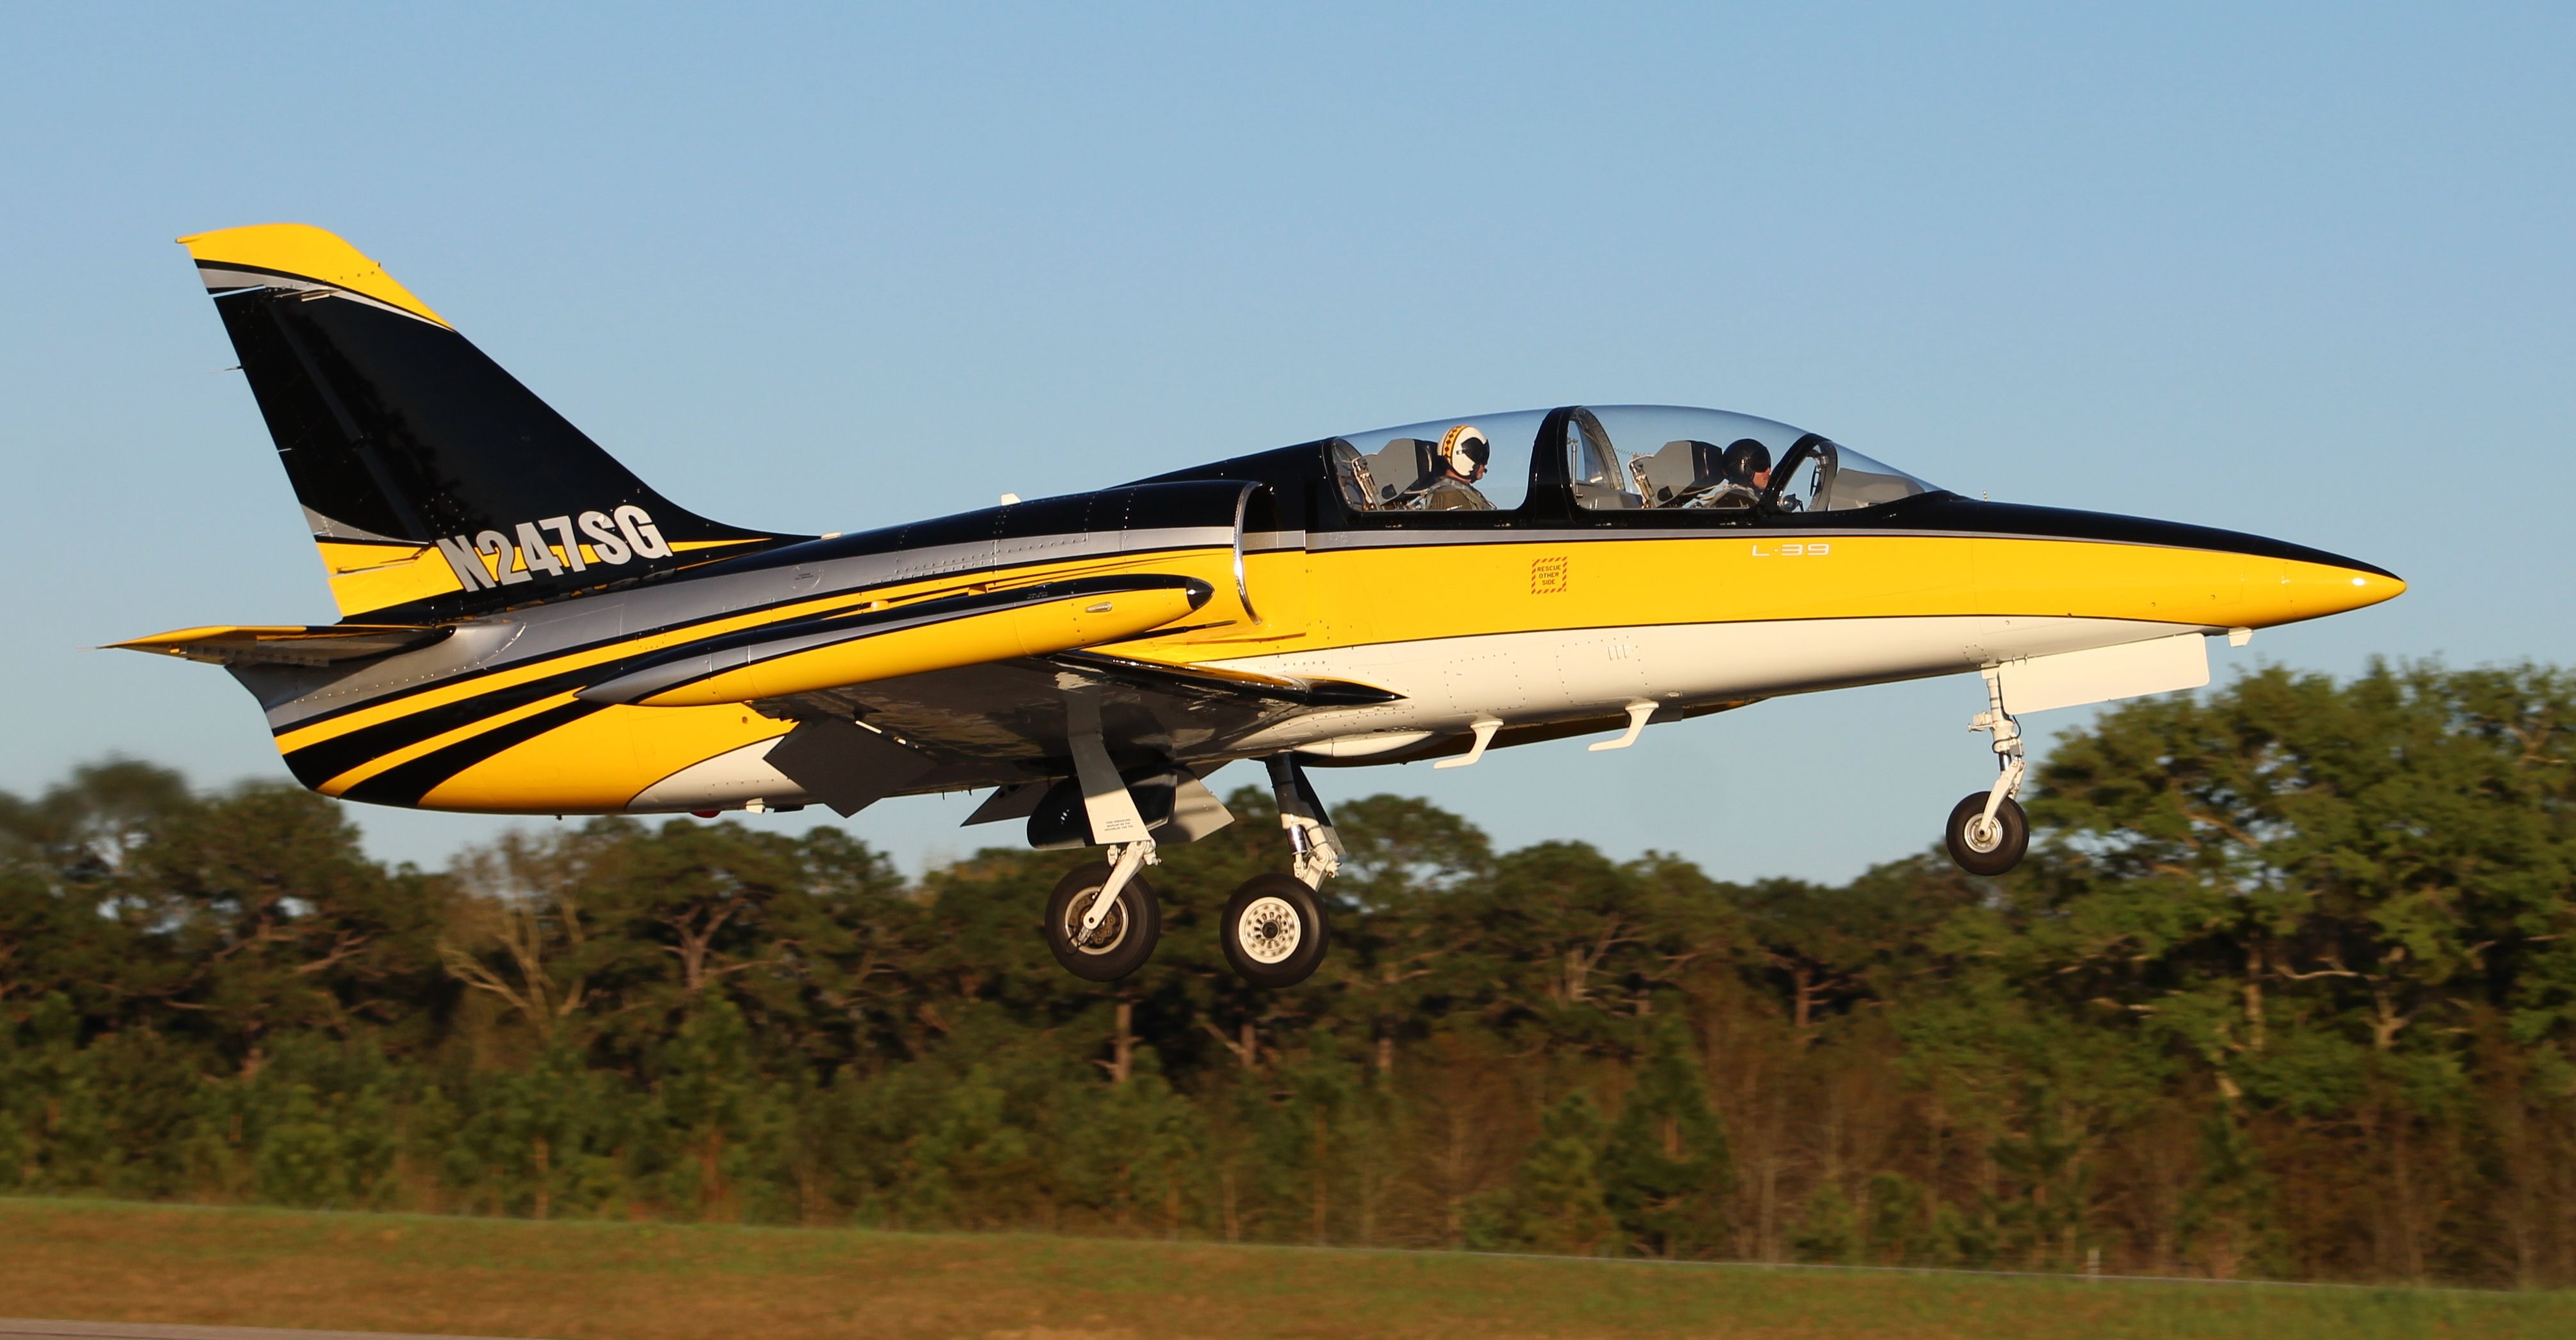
[181,224,796,621]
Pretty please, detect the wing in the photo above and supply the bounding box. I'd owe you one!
[743,650,1400,814]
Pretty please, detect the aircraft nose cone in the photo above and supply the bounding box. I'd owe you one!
[2295,562,2405,619]
[2249,557,2405,625]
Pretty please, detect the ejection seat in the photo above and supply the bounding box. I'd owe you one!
[1345,437,1443,509]
[1630,438,1730,507]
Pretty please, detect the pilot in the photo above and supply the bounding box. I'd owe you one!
[1419,424,1495,511]
[1709,438,1772,508]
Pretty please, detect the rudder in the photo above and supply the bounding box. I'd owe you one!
[182,224,796,621]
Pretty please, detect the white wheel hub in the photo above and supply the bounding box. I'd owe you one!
[1235,895,1302,964]
[1963,815,2002,852]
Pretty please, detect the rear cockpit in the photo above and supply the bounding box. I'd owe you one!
[1328,409,1547,513]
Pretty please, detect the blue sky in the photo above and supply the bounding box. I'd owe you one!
[4,4,2569,881]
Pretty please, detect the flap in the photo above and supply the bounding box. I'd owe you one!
[743,651,1403,796]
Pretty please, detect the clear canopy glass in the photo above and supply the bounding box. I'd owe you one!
[1328,408,1545,513]
[1562,404,1938,514]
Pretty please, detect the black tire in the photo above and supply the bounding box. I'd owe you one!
[1220,874,1331,988]
[1044,861,1161,982]
[1945,793,2029,876]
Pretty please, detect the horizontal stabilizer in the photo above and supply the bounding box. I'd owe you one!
[109,625,449,667]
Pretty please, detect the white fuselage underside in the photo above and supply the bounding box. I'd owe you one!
[626,613,2200,813]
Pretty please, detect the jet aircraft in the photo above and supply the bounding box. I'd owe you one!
[120,225,2404,987]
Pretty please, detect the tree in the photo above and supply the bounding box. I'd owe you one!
[657,995,771,1220]
[1491,1090,1614,1256]
[131,782,447,1065]
[1602,1019,1733,1257]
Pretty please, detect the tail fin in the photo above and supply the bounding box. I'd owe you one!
[181,224,797,622]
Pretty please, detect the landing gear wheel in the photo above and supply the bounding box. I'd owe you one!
[1945,794,2029,876]
[1045,861,1161,982]
[1221,874,1331,989]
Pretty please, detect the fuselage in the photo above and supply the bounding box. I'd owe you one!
[221,426,2399,816]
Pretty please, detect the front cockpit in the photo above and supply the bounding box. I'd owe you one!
[1557,405,1938,515]
[1323,404,1942,520]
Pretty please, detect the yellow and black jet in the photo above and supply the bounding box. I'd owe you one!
[120,224,2404,987]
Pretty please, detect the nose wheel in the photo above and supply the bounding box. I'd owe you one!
[1945,793,2028,875]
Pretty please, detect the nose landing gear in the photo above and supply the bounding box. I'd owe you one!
[1947,666,2031,875]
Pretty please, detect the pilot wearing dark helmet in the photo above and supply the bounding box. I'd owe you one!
[1707,438,1773,507]
[1420,424,1495,510]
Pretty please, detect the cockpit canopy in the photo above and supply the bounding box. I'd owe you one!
[1328,404,1939,516]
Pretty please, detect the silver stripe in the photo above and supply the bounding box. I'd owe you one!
[257,529,1237,730]
[196,264,328,293]
[195,264,446,328]
[303,506,410,545]
[1230,484,1260,625]
[1303,526,2207,552]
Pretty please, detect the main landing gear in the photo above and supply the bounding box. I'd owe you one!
[1046,847,1163,982]
[1039,724,1172,981]
[1946,666,2031,876]
[1216,757,1338,988]
[1037,749,1341,988]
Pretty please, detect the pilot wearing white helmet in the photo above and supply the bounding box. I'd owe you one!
[1420,424,1495,511]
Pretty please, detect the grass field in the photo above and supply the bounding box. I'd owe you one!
[2,1199,2568,1340]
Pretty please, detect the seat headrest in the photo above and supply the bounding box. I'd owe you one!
[1668,440,1726,489]
[1365,438,1442,504]
[1634,439,1727,506]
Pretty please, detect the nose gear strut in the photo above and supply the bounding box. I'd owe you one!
[1947,665,2032,875]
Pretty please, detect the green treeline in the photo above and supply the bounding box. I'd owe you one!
[2,662,2572,1287]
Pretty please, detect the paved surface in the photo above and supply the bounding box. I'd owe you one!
[0,1323,538,1340]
